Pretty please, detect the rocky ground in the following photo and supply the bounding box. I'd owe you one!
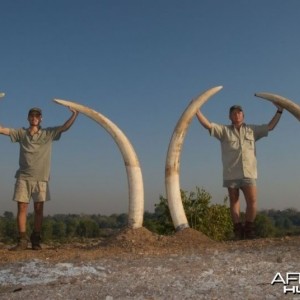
[0,227,300,299]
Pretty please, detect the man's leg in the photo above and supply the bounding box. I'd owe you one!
[228,188,243,239]
[10,202,29,251]
[228,187,240,223]
[33,201,44,232]
[30,201,44,250]
[241,185,257,222]
[30,181,49,250]
[241,185,257,239]
[17,202,29,233]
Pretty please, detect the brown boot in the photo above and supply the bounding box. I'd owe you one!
[9,235,29,251]
[233,222,244,240]
[244,221,256,239]
[30,232,42,250]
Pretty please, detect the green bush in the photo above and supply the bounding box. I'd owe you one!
[151,187,233,241]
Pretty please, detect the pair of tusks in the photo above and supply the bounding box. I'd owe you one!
[166,88,300,231]
[2,90,299,230]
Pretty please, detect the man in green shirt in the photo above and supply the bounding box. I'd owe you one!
[0,106,78,250]
[196,104,283,239]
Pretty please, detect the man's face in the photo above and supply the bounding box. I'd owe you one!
[229,109,244,124]
[28,112,42,126]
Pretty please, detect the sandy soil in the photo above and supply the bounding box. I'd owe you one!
[0,227,299,299]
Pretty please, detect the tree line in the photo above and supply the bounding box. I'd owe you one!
[1,187,300,243]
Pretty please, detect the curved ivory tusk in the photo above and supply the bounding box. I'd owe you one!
[53,98,144,229]
[255,92,300,121]
[165,86,223,231]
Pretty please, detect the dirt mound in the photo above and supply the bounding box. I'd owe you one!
[173,227,214,245]
[98,226,216,255]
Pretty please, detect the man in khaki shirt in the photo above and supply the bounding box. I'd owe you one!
[196,104,283,239]
[0,106,78,250]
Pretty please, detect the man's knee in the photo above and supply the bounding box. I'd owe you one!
[34,202,44,215]
[17,202,28,213]
[228,188,239,202]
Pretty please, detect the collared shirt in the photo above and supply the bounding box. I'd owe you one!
[9,127,62,181]
[210,123,269,180]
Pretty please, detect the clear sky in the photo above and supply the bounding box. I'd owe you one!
[1,0,300,216]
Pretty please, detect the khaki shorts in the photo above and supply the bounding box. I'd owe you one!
[13,179,51,203]
[223,178,256,189]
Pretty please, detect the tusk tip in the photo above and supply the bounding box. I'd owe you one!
[254,93,266,98]
[53,99,62,105]
[53,98,68,105]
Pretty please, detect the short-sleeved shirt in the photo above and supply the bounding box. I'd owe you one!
[210,123,269,180]
[9,127,62,181]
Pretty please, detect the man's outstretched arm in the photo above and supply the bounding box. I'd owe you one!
[196,109,212,130]
[0,126,10,136]
[268,103,284,131]
[58,107,79,133]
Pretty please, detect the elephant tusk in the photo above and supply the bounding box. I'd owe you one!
[53,98,144,229]
[165,86,223,231]
[255,92,300,122]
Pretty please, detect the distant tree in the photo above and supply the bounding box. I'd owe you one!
[76,218,100,238]
[152,195,174,235]
[52,221,66,239]
[97,214,119,229]
[143,211,165,233]
[258,209,300,237]
[2,218,17,242]
[65,217,79,238]
[255,213,276,238]
[3,211,14,220]
[0,218,4,238]
[42,217,55,241]
[0,211,17,241]
[116,213,128,227]
[95,215,113,228]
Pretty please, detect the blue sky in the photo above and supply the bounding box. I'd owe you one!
[1,0,300,216]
